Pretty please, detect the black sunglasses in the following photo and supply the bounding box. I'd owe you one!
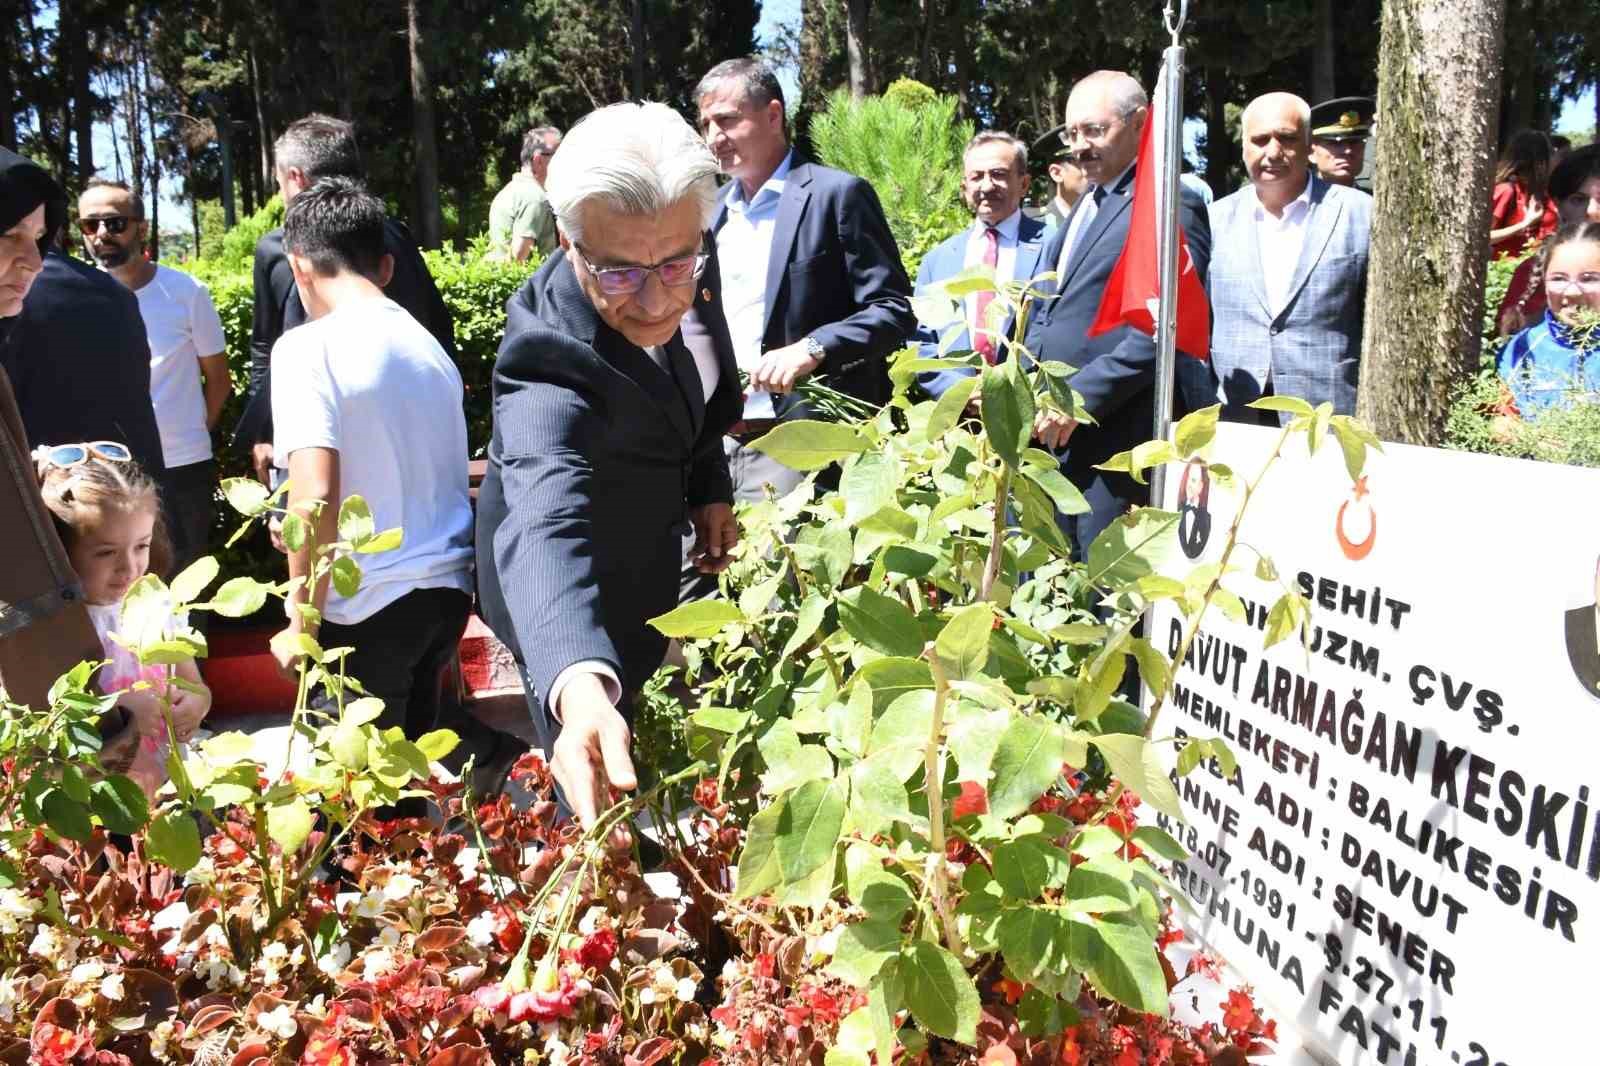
[79,216,134,236]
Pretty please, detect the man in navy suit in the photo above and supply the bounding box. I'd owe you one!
[914,130,1051,399]
[475,102,742,833]
[1025,70,1213,558]
[691,57,916,503]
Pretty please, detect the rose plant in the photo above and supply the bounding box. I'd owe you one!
[647,265,1381,1062]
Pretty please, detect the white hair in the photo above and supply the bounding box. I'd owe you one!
[1240,92,1312,142]
[544,102,720,246]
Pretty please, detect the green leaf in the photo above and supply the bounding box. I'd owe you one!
[912,292,960,331]
[415,729,458,762]
[205,577,270,618]
[145,811,202,872]
[940,263,998,297]
[1074,642,1126,722]
[648,598,744,639]
[337,495,376,546]
[946,704,1008,787]
[981,360,1034,468]
[866,690,935,781]
[329,556,362,599]
[1079,916,1169,1015]
[849,758,915,838]
[987,716,1067,819]
[844,842,915,920]
[1091,734,1183,820]
[1085,508,1179,586]
[41,790,92,843]
[330,720,369,770]
[735,799,786,899]
[169,556,219,604]
[933,602,992,681]
[842,452,898,524]
[782,592,828,658]
[751,420,871,470]
[1021,464,1090,515]
[996,903,1076,985]
[856,658,933,713]
[898,941,979,1045]
[1174,404,1220,458]
[266,797,314,854]
[1307,400,1334,455]
[357,528,403,554]
[926,375,979,441]
[992,836,1073,899]
[1264,590,1305,649]
[1063,855,1138,913]
[1070,825,1127,859]
[837,587,924,657]
[827,916,902,987]
[1130,826,1187,861]
[1175,738,1206,777]
[1129,639,1171,699]
[776,778,847,882]
[221,477,271,516]
[89,777,148,835]
[1247,394,1315,418]
[60,764,90,804]
[1017,987,1079,1037]
[281,512,309,553]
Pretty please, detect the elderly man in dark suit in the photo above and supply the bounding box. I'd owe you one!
[691,56,915,504]
[475,102,741,832]
[1025,70,1213,557]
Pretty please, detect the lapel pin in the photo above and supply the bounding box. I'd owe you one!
[701,288,712,303]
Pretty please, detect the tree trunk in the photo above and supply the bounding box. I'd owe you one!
[917,0,934,85]
[248,45,275,195]
[141,38,160,260]
[948,0,969,117]
[843,0,873,99]
[0,12,16,151]
[1203,69,1231,197]
[1357,0,1507,444]
[406,0,443,249]
[629,0,646,99]
[1311,0,1336,102]
[61,0,95,182]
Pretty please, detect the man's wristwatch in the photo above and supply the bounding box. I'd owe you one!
[802,337,826,366]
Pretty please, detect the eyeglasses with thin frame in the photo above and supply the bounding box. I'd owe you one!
[1547,271,1600,294]
[1061,120,1119,145]
[78,216,134,237]
[571,245,709,295]
[33,440,133,471]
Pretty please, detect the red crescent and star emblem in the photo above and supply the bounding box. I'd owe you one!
[1335,475,1376,560]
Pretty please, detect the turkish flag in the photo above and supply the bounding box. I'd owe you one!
[1085,66,1210,360]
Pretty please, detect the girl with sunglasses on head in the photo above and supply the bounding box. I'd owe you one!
[37,443,211,796]
[1497,222,1600,419]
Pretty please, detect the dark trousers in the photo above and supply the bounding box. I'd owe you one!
[317,586,504,774]
[162,459,215,578]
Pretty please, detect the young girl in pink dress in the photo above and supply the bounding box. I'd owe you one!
[36,443,211,797]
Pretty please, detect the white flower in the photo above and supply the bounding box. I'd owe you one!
[100,972,125,1001]
[318,941,352,978]
[183,856,217,886]
[262,941,289,961]
[28,924,61,965]
[378,925,402,948]
[466,911,497,948]
[383,872,421,902]
[577,906,608,936]
[675,977,697,1002]
[149,1020,175,1062]
[257,1004,297,1040]
[810,926,841,960]
[361,947,395,981]
[0,978,18,1023]
[454,848,481,883]
[352,890,386,919]
[544,1035,572,1066]
[639,986,658,1005]
[0,889,41,935]
[69,959,105,984]
[151,900,192,931]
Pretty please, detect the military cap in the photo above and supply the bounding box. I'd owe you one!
[1310,97,1374,141]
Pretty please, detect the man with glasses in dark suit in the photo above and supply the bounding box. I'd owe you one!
[475,102,742,839]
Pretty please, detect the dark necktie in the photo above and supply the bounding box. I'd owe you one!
[665,337,705,435]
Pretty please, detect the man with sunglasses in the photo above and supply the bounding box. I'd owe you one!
[79,179,228,574]
[475,102,742,841]
[488,126,563,262]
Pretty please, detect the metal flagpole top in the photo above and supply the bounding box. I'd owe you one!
[1163,0,1189,41]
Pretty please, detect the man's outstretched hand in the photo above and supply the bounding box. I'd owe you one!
[690,502,739,574]
[552,675,637,849]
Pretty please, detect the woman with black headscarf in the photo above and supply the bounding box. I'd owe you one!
[0,147,102,711]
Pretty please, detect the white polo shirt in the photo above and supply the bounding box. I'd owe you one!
[132,264,227,468]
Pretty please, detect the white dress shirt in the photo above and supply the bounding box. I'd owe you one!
[962,209,1025,335]
[1055,161,1134,279]
[1252,177,1314,316]
[716,150,795,419]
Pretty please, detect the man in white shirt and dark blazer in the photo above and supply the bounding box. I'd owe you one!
[1206,92,1372,424]
[914,131,1051,399]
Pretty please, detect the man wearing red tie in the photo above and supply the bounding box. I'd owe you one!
[913,131,1050,399]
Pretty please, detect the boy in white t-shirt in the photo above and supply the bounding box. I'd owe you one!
[269,176,521,791]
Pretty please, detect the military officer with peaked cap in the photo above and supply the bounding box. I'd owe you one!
[1309,96,1374,190]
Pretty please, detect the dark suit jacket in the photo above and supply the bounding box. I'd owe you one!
[1,251,166,479]
[1024,167,1213,547]
[703,153,915,415]
[474,247,740,745]
[1566,605,1600,701]
[234,218,457,448]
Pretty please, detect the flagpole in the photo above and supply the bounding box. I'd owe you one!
[1149,0,1188,512]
